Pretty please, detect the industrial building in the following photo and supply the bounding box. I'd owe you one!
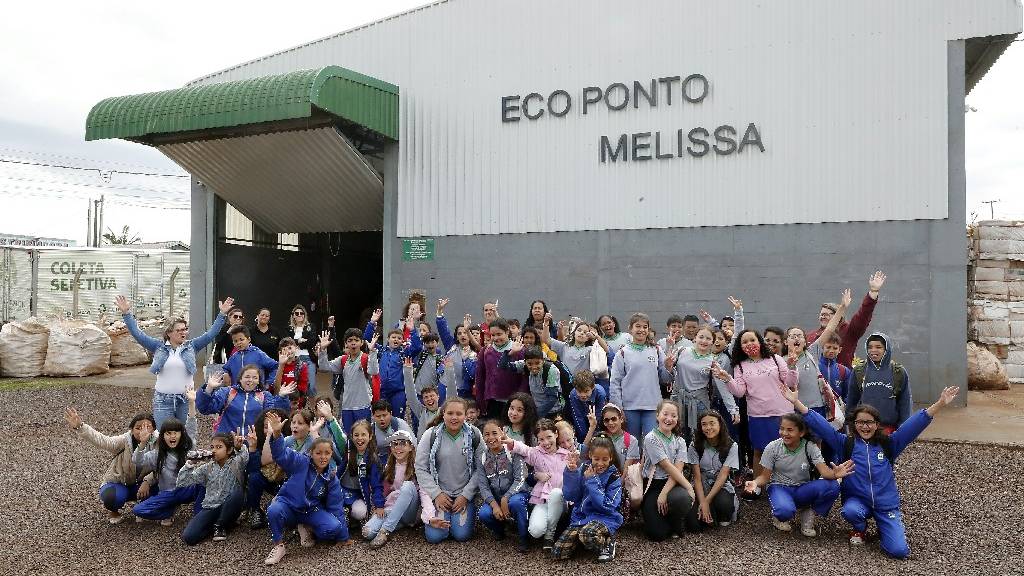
[84,0,1023,402]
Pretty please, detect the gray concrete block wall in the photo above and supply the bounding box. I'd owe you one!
[382,42,968,406]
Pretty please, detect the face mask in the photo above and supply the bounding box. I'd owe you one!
[742,342,761,357]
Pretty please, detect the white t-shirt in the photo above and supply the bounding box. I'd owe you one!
[154,346,190,394]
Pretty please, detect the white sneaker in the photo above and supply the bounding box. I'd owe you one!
[264,543,287,565]
[160,518,173,527]
[361,524,373,539]
[799,509,817,537]
[108,512,123,524]
[297,524,315,548]
[134,516,144,524]
[718,521,731,527]
[771,517,792,532]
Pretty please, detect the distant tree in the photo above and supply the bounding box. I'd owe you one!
[103,225,141,245]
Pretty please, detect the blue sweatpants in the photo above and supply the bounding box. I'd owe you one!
[424,506,476,543]
[767,479,840,520]
[133,485,202,520]
[246,470,281,511]
[341,408,372,437]
[381,388,407,421]
[478,492,530,541]
[267,499,349,543]
[99,482,140,512]
[842,496,910,559]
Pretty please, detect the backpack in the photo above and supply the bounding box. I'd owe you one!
[333,353,370,400]
[542,360,574,400]
[213,387,265,431]
[853,362,905,400]
[413,351,444,384]
[427,424,481,453]
[804,439,820,481]
[843,434,895,465]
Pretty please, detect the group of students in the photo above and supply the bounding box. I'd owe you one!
[67,273,960,565]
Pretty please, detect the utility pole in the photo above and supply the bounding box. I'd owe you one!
[981,199,1000,220]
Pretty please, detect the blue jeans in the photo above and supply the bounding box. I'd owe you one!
[99,482,140,512]
[423,505,476,543]
[152,391,189,431]
[267,499,349,543]
[363,481,420,538]
[246,470,281,510]
[342,408,372,437]
[624,409,658,441]
[301,356,318,396]
[842,496,910,559]
[181,487,243,545]
[767,480,841,520]
[478,492,529,541]
[133,485,202,520]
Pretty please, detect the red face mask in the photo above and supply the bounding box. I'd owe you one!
[742,342,761,357]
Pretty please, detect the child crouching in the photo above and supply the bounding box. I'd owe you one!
[552,434,623,562]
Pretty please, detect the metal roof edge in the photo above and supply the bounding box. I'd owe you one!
[966,33,1019,95]
[185,0,451,87]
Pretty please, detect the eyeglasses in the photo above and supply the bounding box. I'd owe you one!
[390,440,411,447]
[854,420,878,426]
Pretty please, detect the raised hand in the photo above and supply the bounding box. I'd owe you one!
[404,356,414,367]
[185,383,197,403]
[841,288,853,308]
[310,417,325,437]
[113,295,131,314]
[233,428,246,450]
[278,382,297,397]
[462,314,473,329]
[868,271,887,293]
[698,309,713,323]
[787,349,798,368]
[265,413,289,437]
[938,386,960,405]
[437,298,449,316]
[664,352,677,372]
[543,312,553,326]
[319,330,333,351]
[65,407,83,430]
[370,308,383,324]
[509,336,524,353]
[218,297,235,315]
[566,451,579,472]
[206,372,225,390]
[368,333,380,349]
[710,362,731,382]
[586,405,597,431]
[778,382,799,405]
[246,425,258,451]
[830,460,855,480]
[317,399,334,421]
[728,296,743,310]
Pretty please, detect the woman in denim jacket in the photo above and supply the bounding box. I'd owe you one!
[115,294,235,430]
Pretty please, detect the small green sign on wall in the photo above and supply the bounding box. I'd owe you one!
[402,238,435,261]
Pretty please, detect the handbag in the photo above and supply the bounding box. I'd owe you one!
[625,461,656,510]
[818,375,846,431]
[589,343,609,377]
[261,461,286,483]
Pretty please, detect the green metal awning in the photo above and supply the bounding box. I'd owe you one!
[85,66,398,143]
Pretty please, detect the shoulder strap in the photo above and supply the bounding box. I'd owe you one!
[360,352,369,377]
[892,364,905,398]
[772,355,785,384]
[623,432,631,449]
[542,362,551,383]
[213,387,239,430]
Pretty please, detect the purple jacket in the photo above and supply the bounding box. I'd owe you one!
[475,343,527,414]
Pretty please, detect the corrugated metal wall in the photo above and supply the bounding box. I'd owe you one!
[189,0,1022,238]
[0,247,190,323]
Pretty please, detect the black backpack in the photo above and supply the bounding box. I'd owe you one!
[804,440,821,481]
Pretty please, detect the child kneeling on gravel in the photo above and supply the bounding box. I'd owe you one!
[781,382,960,558]
[552,434,623,562]
[743,413,854,538]
[175,430,249,545]
[262,412,351,565]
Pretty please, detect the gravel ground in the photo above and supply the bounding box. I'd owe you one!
[3,383,1021,576]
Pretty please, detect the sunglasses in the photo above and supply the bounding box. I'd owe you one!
[292,311,305,316]
[230,314,244,319]
[602,417,620,422]
[390,439,411,447]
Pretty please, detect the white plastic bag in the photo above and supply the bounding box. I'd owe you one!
[43,319,111,377]
[0,317,50,377]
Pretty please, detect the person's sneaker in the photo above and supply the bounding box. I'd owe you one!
[264,543,287,565]
[718,521,731,527]
[849,530,866,545]
[596,539,616,562]
[517,537,530,553]
[249,508,266,530]
[542,537,555,552]
[160,518,174,527]
[799,509,817,537]
[108,511,123,524]
[212,525,227,541]
[771,517,792,532]
[297,524,315,548]
[370,530,389,548]
[134,516,144,524]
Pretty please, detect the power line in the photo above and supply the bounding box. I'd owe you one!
[0,157,189,178]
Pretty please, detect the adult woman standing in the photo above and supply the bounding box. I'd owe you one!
[251,308,280,359]
[523,300,557,339]
[287,304,317,395]
[115,294,235,430]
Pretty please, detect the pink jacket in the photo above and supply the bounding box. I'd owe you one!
[382,461,415,510]
[511,440,571,504]
[726,355,798,418]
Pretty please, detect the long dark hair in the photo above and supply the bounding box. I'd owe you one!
[780,412,811,439]
[730,329,773,368]
[523,300,550,329]
[254,408,291,451]
[597,315,621,336]
[507,392,538,445]
[155,417,193,477]
[692,410,733,457]
[346,420,378,477]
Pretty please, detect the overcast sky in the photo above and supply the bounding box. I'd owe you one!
[0,1,1020,244]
